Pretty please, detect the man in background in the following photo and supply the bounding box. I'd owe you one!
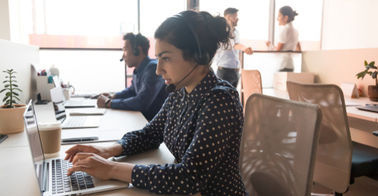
[213,8,253,88]
[97,33,168,121]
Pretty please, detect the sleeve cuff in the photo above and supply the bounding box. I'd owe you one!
[110,99,122,109]
[131,164,149,189]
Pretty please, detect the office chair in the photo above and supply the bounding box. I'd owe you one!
[240,69,262,106]
[240,93,322,196]
[286,81,378,196]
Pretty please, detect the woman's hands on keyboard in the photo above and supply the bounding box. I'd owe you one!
[67,153,115,180]
[65,144,121,163]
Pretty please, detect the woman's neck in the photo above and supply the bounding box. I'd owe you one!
[185,66,210,94]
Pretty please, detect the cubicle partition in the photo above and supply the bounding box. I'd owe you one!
[0,39,40,104]
[242,51,302,88]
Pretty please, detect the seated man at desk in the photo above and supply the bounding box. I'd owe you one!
[97,33,168,121]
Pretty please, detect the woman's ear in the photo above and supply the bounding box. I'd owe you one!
[284,15,289,23]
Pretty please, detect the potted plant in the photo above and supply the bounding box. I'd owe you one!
[0,69,26,134]
[356,61,378,101]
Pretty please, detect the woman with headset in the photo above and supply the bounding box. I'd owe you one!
[65,10,248,196]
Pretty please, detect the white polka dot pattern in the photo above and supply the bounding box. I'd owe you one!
[117,70,248,195]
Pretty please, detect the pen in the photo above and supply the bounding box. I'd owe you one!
[62,136,98,143]
[0,134,8,144]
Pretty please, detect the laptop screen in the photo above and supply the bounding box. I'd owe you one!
[50,86,67,122]
[23,100,45,193]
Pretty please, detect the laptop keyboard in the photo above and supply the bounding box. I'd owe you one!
[52,159,95,194]
[64,116,88,128]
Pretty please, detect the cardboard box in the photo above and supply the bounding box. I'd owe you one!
[273,72,314,91]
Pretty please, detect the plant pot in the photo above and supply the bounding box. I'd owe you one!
[0,105,27,134]
[368,85,378,101]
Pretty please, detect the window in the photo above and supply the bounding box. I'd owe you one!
[200,0,270,50]
[139,0,187,57]
[275,0,323,50]
[30,0,138,48]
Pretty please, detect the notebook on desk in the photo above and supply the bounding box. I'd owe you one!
[50,87,102,129]
[52,76,96,108]
[61,129,124,145]
[23,100,128,196]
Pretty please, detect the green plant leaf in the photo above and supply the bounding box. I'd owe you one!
[13,96,20,101]
[3,80,9,83]
[356,71,366,79]
[12,84,18,87]
[372,71,378,79]
[5,99,16,104]
[366,64,377,69]
[365,60,368,66]
[6,92,11,96]
[13,88,22,92]
[2,71,7,73]
[0,89,6,93]
[3,96,9,102]
[12,92,19,96]
[4,84,10,88]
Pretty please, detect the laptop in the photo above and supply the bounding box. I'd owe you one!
[23,100,129,196]
[356,104,378,113]
[50,87,102,129]
[52,76,96,108]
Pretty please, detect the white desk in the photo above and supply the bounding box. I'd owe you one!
[263,88,378,148]
[0,104,192,196]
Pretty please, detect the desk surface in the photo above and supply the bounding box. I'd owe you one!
[0,104,191,196]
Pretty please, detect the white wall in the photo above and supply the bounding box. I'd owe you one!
[38,50,126,94]
[322,0,378,50]
[0,39,40,105]
[0,0,11,40]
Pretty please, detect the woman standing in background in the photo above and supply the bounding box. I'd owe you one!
[267,6,301,72]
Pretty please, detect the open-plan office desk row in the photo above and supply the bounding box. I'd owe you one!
[263,88,378,149]
[0,102,183,196]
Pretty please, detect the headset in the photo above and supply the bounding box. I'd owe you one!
[171,14,209,65]
[119,33,141,62]
[132,34,140,57]
[165,14,210,93]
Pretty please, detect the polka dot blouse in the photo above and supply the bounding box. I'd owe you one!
[117,70,248,196]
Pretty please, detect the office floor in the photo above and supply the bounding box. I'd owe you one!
[312,176,378,196]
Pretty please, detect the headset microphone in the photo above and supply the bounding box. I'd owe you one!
[165,64,199,93]
[120,58,124,62]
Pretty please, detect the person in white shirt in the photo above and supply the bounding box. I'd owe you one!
[266,6,301,72]
[213,8,253,88]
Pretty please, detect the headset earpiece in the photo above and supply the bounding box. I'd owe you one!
[172,14,210,65]
[133,34,140,57]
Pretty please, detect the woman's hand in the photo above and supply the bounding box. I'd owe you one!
[67,152,135,182]
[266,41,271,47]
[64,144,119,163]
[67,153,115,180]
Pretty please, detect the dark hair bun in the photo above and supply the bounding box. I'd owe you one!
[155,10,232,66]
[279,6,298,23]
